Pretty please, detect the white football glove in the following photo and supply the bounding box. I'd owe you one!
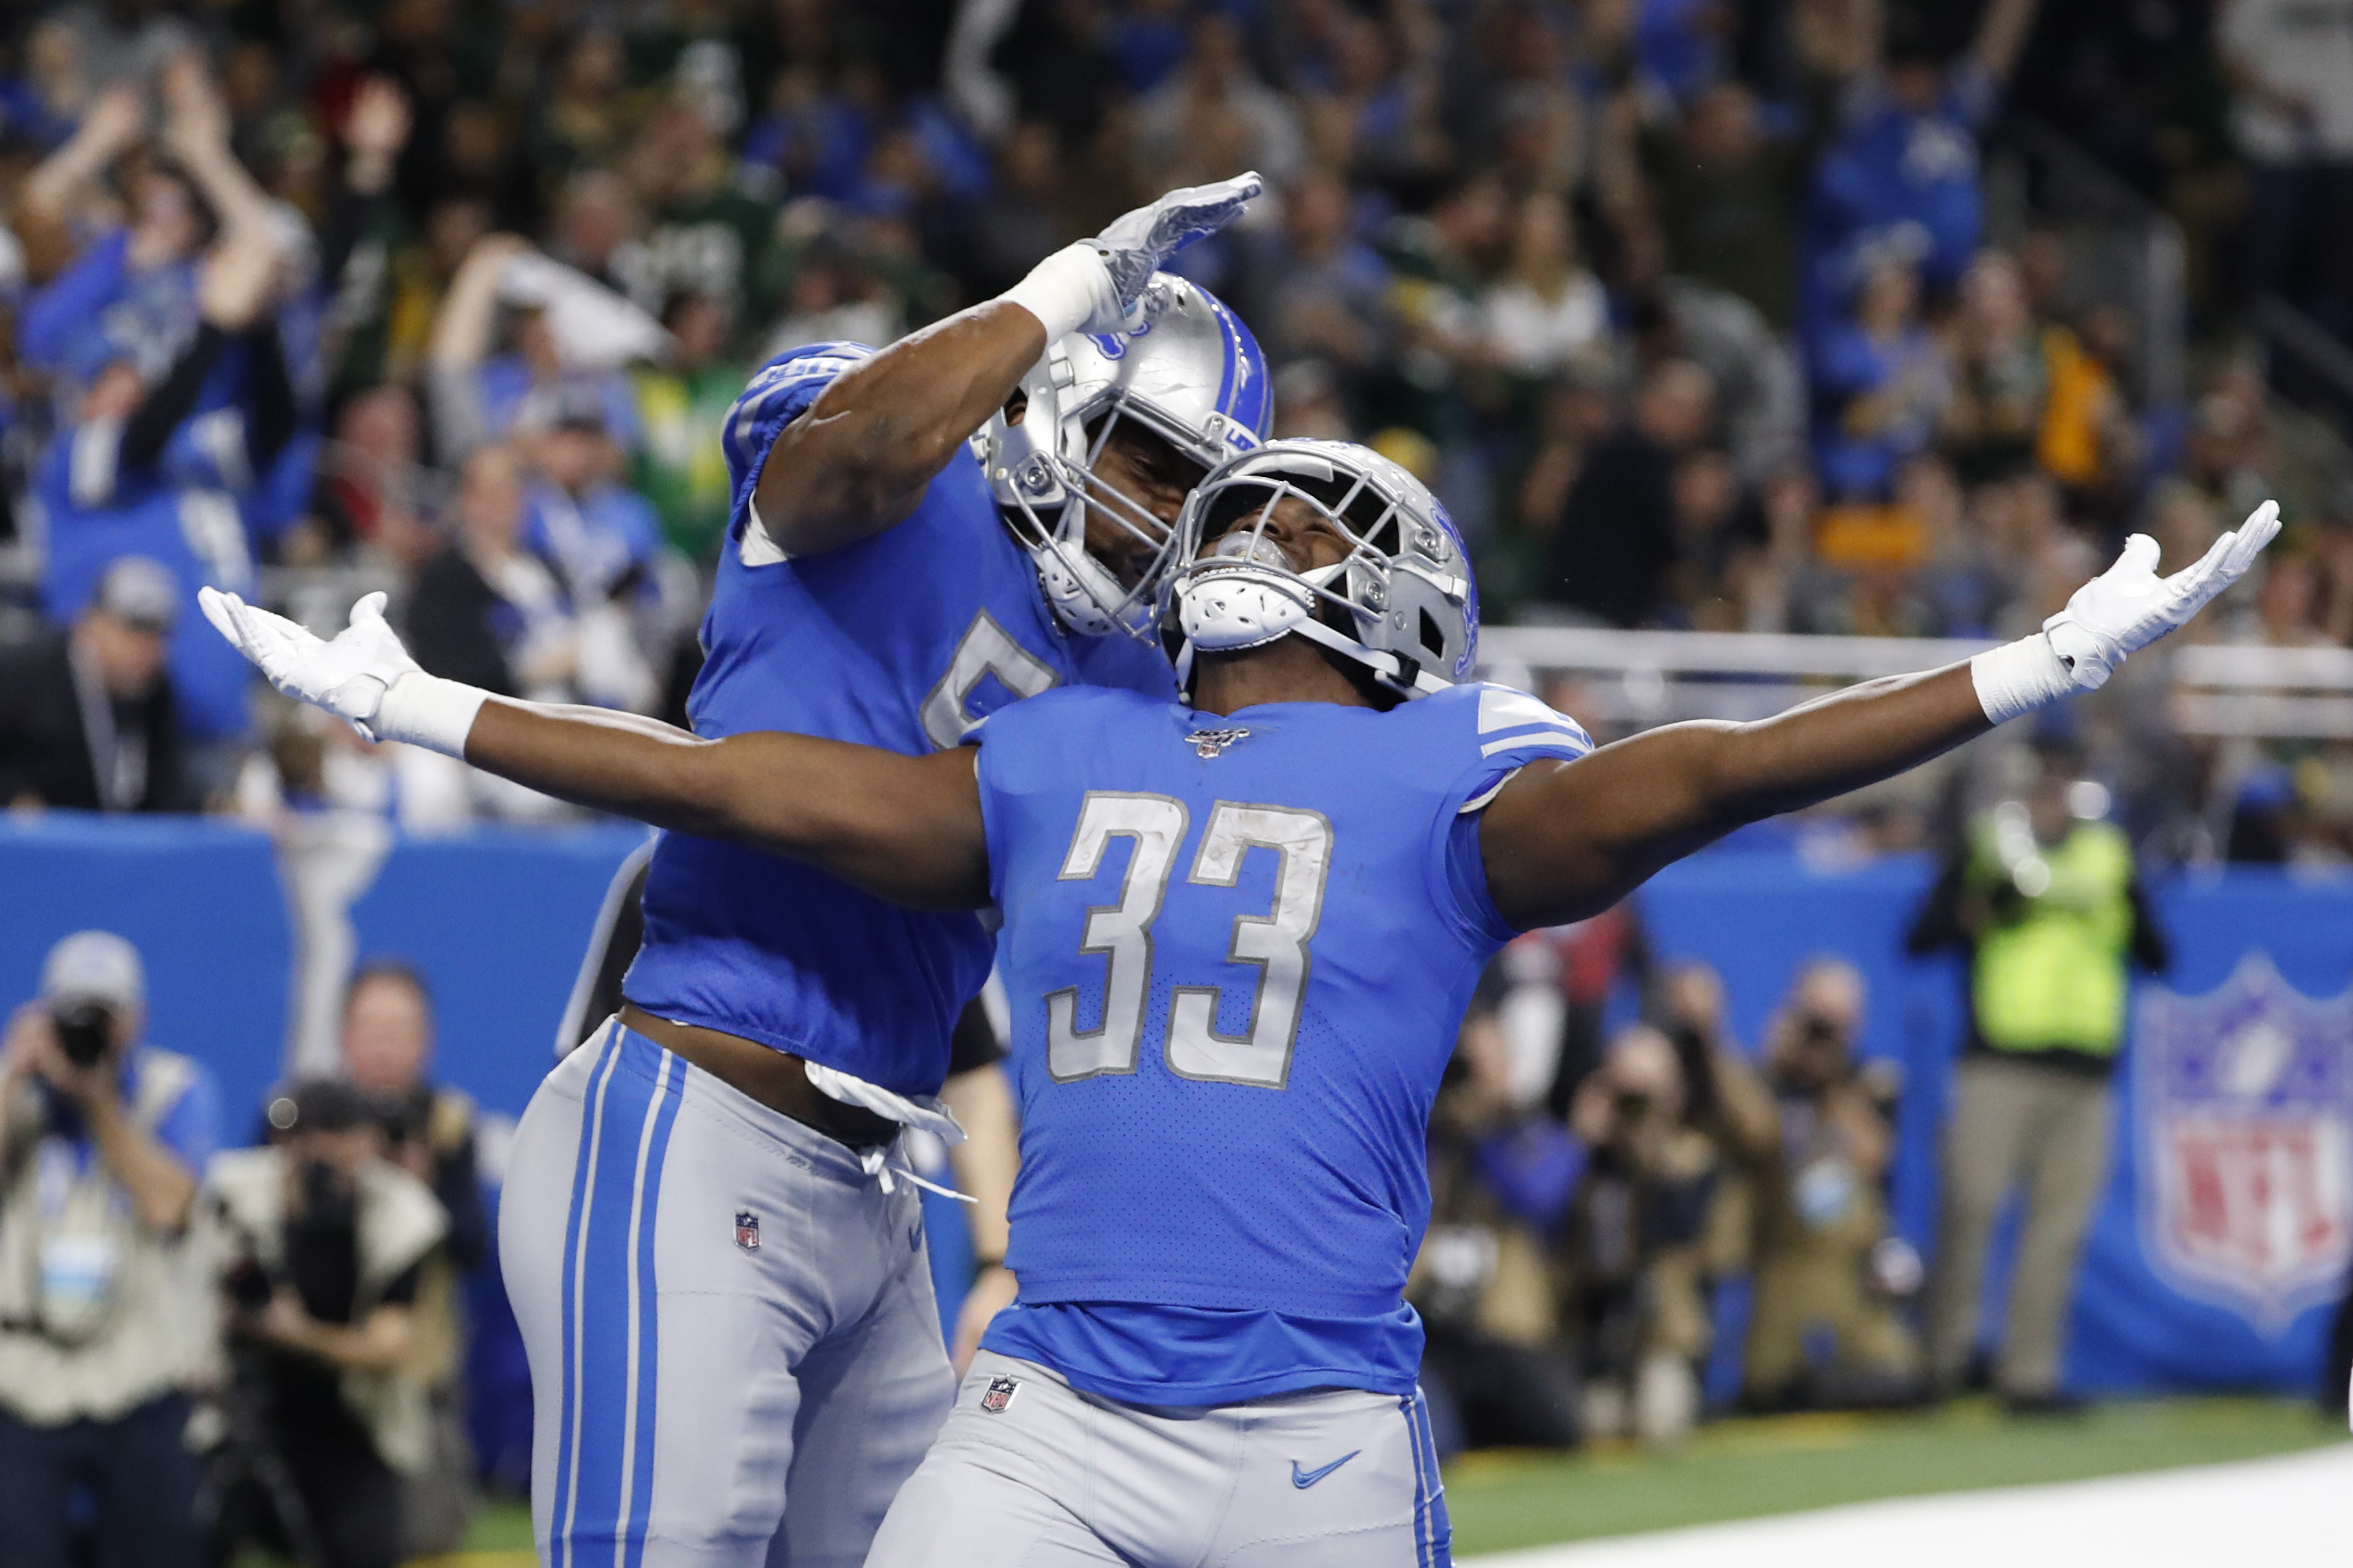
[1973,500,2282,724]
[198,587,483,756]
[1087,172,1264,318]
[1001,171,1263,340]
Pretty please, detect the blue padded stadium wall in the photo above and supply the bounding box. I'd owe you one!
[3,817,2350,1403]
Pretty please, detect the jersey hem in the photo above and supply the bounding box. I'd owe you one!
[614,990,942,1101]
[1012,1349,1419,1408]
[1010,1279,1409,1317]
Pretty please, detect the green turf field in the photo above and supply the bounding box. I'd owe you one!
[1442,1396,2346,1557]
[231,1396,2344,1565]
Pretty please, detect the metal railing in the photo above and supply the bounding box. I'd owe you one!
[1477,627,2353,739]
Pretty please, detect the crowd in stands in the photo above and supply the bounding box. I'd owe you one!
[0,1,2349,860]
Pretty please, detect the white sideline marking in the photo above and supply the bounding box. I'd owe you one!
[1463,1442,2353,1568]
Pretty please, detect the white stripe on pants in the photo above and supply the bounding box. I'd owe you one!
[499,1020,955,1567]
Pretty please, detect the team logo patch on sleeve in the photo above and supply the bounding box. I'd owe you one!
[734,1210,761,1251]
[980,1375,1021,1414]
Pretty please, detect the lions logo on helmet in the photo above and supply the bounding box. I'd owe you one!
[1163,438,1479,703]
[982,277,1271,640]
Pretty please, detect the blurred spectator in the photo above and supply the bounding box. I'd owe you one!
[1535,359,1715,627]
[1654,963,1781,1311]
[1413,1001,1581,1455]
[406,442,581,707]
[36,225,297,788]
[338,961,485,1556]
[1493,902,1655,1117]
[1942,250,2045,484]
[2221,0,2353,331]
[520,397,665,714]
[0,555,188,811]
[0,931,218,1568]
[1809,244,1950,499]
[1742,959,1922,1411]
[963,121,1071,303]
[1911,749,2169,1410]
[1644,81,1800,329]
[309,384,438,574]
[1135,13,1306,189]
[427,233,649,467]
[1479,192,1608,382]
[208,1078,445,1568]
[617,99,780,329]
[1798,0,2040,334]
[631,290,748,564]
[1562,1025,1717,1447]
[1245,165,1390,384]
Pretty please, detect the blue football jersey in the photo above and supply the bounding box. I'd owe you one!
[621,344,1175,1097]
[970,682,1592,1404]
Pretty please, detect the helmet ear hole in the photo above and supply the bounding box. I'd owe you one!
[1419,607,1446,659]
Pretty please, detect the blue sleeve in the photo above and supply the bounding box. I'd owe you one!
[1438,686,1595,944]
[719,342,874,544]
[150,1062,220,1175]
[20,231,129,371]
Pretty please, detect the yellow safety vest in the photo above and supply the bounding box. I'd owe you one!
[1964,819,2137,1055]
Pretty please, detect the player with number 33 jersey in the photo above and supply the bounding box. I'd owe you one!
[205,433,2278,1563]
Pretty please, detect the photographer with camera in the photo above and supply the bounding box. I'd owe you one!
[206,1079,445,1568]
[1741,959,1924,1412]
[0,931,220,1568]
[338,959,487,1555]
[1560,1025,1721,1447]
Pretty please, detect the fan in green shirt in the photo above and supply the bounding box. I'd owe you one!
[631,291,746,564]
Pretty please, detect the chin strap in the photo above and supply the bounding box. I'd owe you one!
[1174,616,1453,699]
[1284,616,1454,696]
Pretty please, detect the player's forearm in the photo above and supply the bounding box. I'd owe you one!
[752,302,1047,556]
[941,1062,1019,1261]
[463,697,798,838]
[462,696,993,909]
[1485,664,1986,926]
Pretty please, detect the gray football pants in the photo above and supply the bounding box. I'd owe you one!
[865,1350,1453,1567]
[500,1020,955,1568]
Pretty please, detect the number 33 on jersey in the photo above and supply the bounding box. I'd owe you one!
[970,681,1591,1318]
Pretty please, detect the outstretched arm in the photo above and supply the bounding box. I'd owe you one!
[752,173,1262,557]
[200,589,990,910]
[1482,505,2280,930]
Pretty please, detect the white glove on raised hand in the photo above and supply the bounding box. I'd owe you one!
[1001,171,1264,340]
[198,587,483,756]
[1972,500,2282,725]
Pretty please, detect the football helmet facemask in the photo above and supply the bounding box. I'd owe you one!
[981,276,1270,639]
[1163,438,1479,702]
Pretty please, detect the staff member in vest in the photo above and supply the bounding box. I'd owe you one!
[0,931,222,1568]
[1909,746,2169,1411]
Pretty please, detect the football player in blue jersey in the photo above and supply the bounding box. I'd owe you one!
[204,447,2277,1567]
[230,174,1264,1568]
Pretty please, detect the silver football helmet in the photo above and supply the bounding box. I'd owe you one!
[981,275,1271,639]
[1164,438,1479,701]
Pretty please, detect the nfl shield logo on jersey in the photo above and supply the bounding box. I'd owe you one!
[2139,956,2353,1331]
[980,1375,1021,1414]
[1189,727,1251,759]
[734,1210,761,1252]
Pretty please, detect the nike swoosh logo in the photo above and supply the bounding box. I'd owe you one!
[1291,1451,1361,1489]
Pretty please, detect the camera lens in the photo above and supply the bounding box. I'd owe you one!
[50,1001,113,1068]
